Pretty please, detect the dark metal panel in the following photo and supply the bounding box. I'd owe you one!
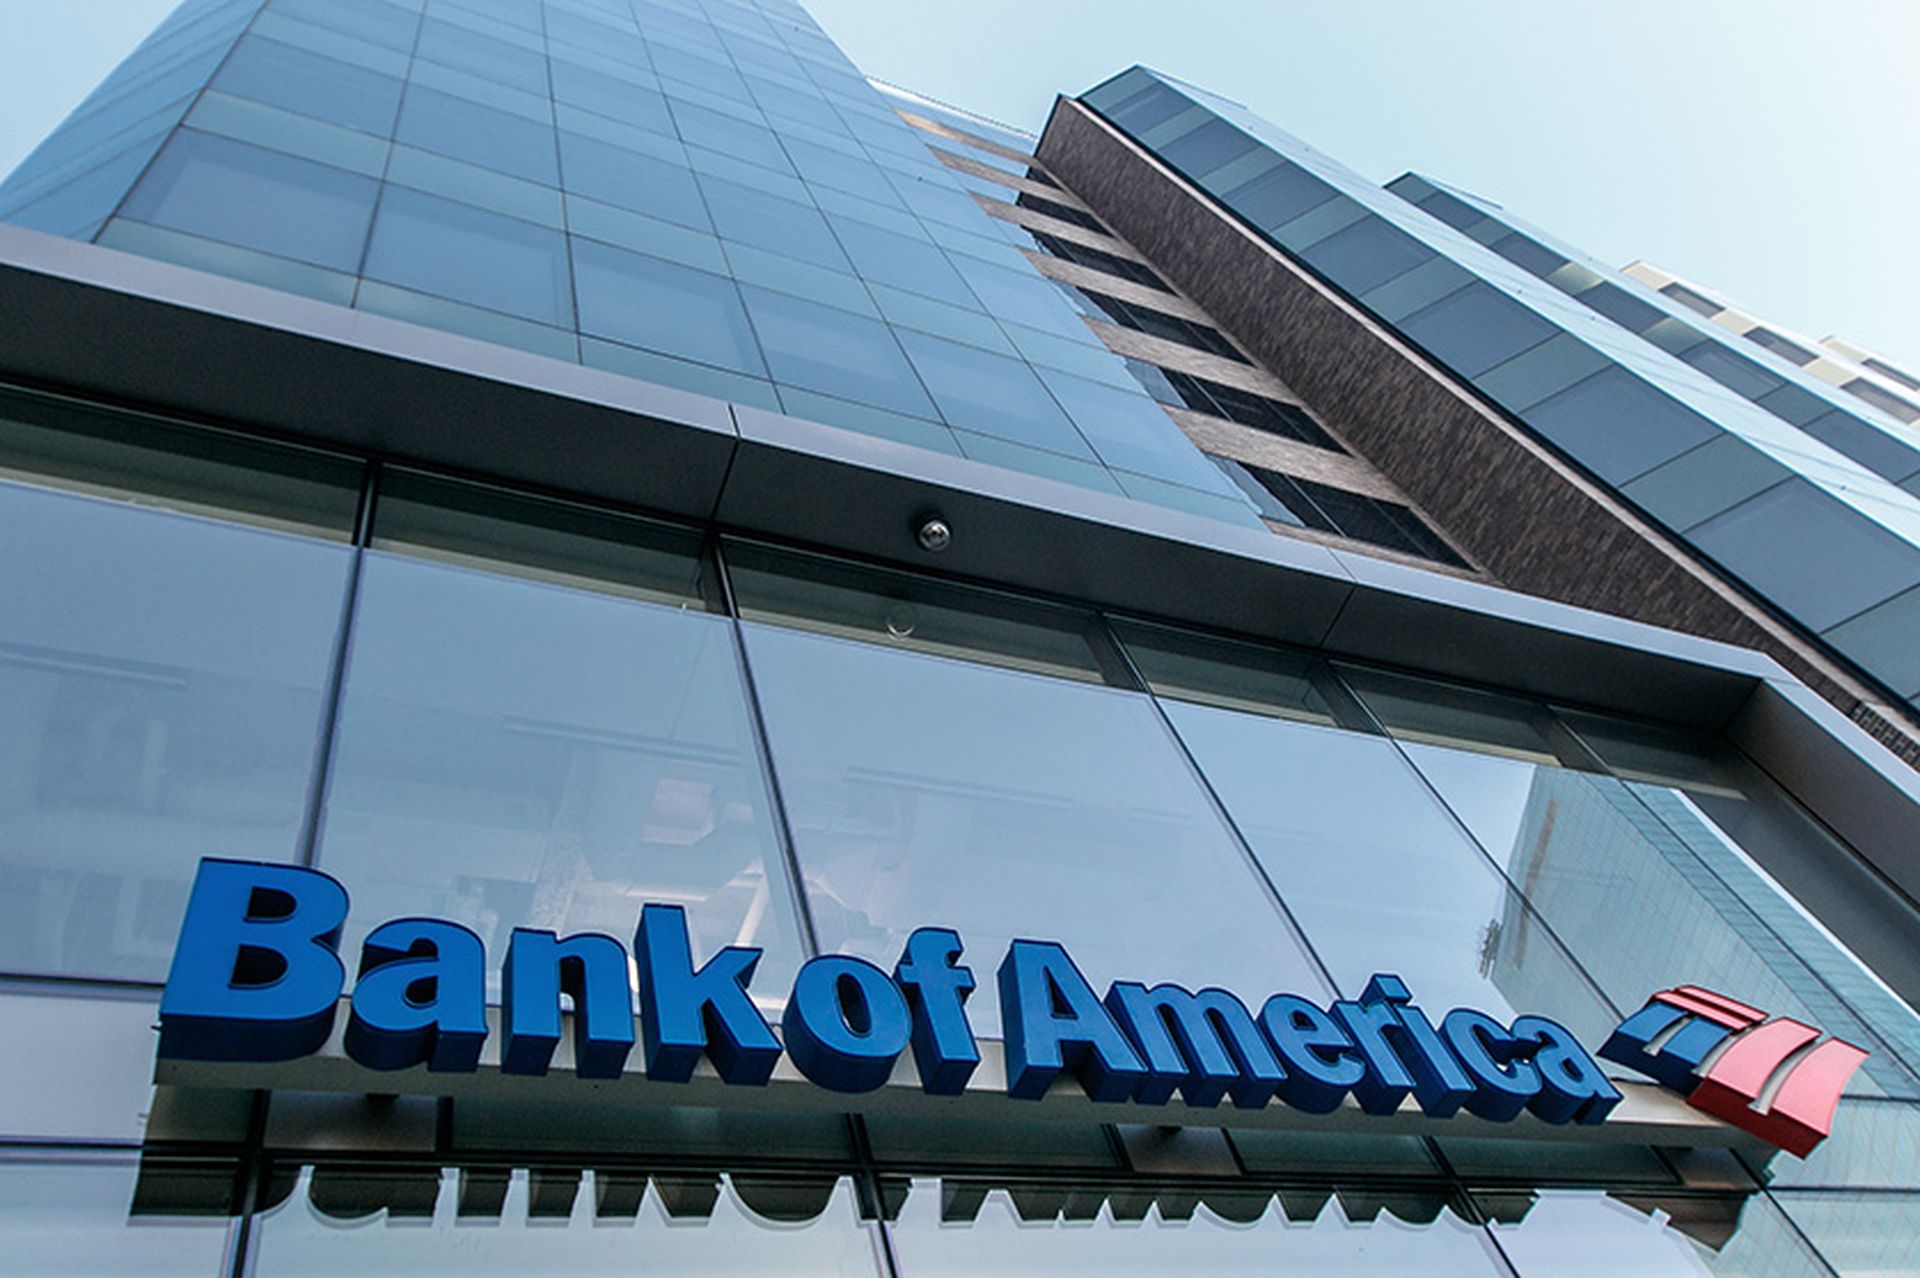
[1732,680,1920,911]
[1326,549,1771,728]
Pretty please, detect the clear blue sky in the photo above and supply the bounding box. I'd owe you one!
[3,0,1914,368]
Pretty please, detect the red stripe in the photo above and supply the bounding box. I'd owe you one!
[1761,1038,1871,1158]
[1653,987,1766,1029]
[1672,985,1767,1025]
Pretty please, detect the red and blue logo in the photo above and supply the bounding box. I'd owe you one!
[1599,986,1867,1157]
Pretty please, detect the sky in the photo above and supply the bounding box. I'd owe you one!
[1,0,1914,368]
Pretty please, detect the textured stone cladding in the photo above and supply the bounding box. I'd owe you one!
[1038,99,1920,768]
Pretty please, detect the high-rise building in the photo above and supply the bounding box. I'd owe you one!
[1621,260,1920,430]
[0,3,1917,1275]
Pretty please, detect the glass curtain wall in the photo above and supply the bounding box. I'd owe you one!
[0,0,1260,527]
[3,386,1918,1275]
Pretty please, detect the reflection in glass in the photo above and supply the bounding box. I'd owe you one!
[739,622,1328,1024]
[1765,1099,1920,1190]
[741,286,939,420]
[725,541,1111,684]
[1484,1189,1828,1277]
[251,1169,883,1276]
[362,187,574,327]
[121,128,378,271]
[0,482,351,980]
[0,991,161,1142]
[1774,1190,1920,1276]
[0,1158,233,1275]
[314,553,801,1003]
[1400,743,1909,1097]
[887,1179,1508,1276]
[1112,619,1352,726]
[1159,703,1614,1036]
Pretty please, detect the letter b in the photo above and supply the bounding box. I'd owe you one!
[159,859,349,1062]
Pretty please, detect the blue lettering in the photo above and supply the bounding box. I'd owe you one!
[344,918,488,1072]
[1512,1015,1622,1125]
[892,927,979,1094]
[998,940,1144,1101]
[1259,994,1363,1112]
[158,859,349,1062]
[782,955,912,1093]
[500,929,635,1079]
[1441,1008,1540,1121]
[1332,974,1474,1117]
[633,903,781,1085]
[1105,982,1283,1108]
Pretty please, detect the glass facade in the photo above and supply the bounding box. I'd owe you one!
[3,8,1920,1278]
[1079,66,1920,716]
[1,386,1916,1275]
[0,0,1263,529]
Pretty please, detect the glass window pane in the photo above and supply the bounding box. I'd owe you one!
[572,237,766,375]
[895,330,1091,457]
[413,17,547,94]
[1115,619,1353,725]
[1161,703,1614,1034]
[0,990,162,1142]
[668,98,790,172]
[1679,341,1785,400]
[312,551,802,1003]
[724,540,1111,684]
[1400,741,1912,1097]
[1485,1189,1829,1277]
[1098,80,1190,137]
[1689,479,1920,631]
[1157,117,1257,177]
[0,387,362,538]
[1416,188,1483,230]
[1864,357,1920,392]
[450,1099,850,1159]
[267,0,421,51]
[1574,281,1665,334]
[783,135,898,204]
[1620,436,1791,533]
[740,285,938,419]
[1775,1191,1920,1277]
[827,216,975,307]
[0,1159,234,1276]
[363,186,574,327]
[550,57,674,135]
[0,483,351,982]
[698,174,847,268]
[121,128,377,271]
[211,33,403,135]
[556,130,708,230]
[1526,367,1720,484]
[1035,368,1226,489]
[1842,377,1920,423]
[395,85,557,186]
[1300,215,1434,296]
[738,620,1328,1025]
[952,258,1087,336]
[1222,159,1336,230]
[1798,409,1920,482]
[370,471,713,608]
[1826,585,1920,699]
[889,1179,1508,1276]
[1399,282,1560,380]
[251,1169,884,1275]
[1489,231,1566,278]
